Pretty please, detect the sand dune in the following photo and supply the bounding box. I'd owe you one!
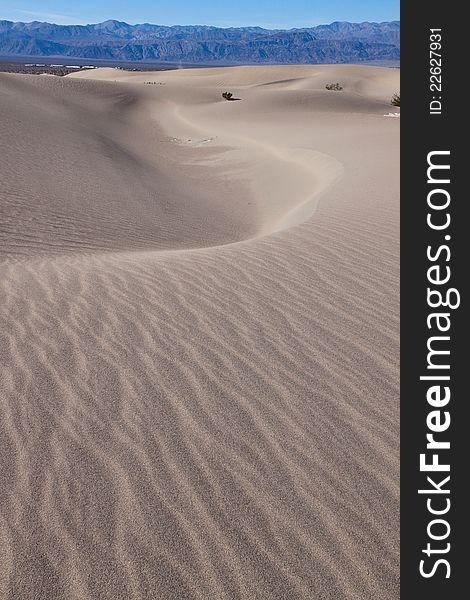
[0,65,399,599]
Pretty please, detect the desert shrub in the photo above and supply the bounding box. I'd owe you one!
[325,83,343,91]
[222,91,233,100]
[391,93,400,107]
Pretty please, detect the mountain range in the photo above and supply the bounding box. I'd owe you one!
[0,19,400,64]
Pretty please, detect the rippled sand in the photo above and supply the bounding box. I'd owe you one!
[0,65,399,599]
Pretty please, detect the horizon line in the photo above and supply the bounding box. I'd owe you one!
[0,17,401,31]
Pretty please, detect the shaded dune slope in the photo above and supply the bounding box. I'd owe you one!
[0,65,399,599]
[0,75,257,255]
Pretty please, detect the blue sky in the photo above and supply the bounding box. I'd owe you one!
[0,1,400,29]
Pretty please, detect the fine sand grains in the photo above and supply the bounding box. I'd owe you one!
[0,65,399,599]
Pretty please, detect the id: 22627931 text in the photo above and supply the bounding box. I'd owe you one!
[429,29,443,115]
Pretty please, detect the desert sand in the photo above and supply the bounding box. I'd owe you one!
[0,64,399,599]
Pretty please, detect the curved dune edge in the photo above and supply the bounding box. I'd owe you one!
[162,102,344,241]
[61,63,397,256]
[0,65,398,259]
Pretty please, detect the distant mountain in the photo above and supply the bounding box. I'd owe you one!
[0,20,400,64]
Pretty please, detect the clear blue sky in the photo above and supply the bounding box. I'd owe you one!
[0,1,399,29]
